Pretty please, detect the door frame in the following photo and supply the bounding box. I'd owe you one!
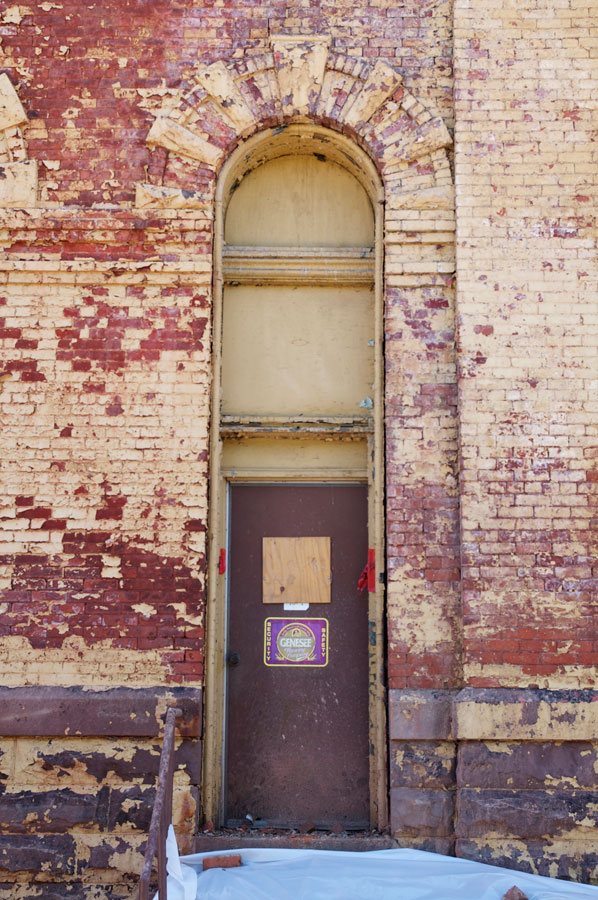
[202,125,387,830]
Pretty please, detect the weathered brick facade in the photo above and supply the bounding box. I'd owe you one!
[0,0,596,895]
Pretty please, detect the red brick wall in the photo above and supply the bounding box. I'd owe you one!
[1,0,456,691]
[2,0,597,889]
[1,0,453,205]
[0,212,211,687]
[0,5,458,890]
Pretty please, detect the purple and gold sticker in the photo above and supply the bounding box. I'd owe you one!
[264,618,329,667]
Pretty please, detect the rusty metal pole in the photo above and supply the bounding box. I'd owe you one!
[137,706,182,900]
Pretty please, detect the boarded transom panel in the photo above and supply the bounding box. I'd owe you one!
[224,155,374,248]
[221,436,367,473]
[262,536,331,605]
[221,284,374,416]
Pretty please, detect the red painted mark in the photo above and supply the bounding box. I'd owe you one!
[219,549,226,575]
[368,549,376,593]
[357,551,376,592]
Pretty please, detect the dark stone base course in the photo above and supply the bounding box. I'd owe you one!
[387,690,598,887]
[0,686,202,738]
[394,837,455,856]
[390,740,456,789]
[0,885,133,899]
[456,840,598,885]
[390,787,454,838]
[0,687,203,895]
[457,788,598,840]
[458,741,598,790]
[0,835,77,876]
[0,786,156,834]
[9,737,203,787]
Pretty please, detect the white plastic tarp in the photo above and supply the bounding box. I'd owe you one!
[159,837,598,900]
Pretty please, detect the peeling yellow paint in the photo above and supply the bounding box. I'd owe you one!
[464,662,598,690]
[484,741,515,756]
[131,603,156,618]
[456,694,598,741]
[0,636,202,686]
[2,5,31,25]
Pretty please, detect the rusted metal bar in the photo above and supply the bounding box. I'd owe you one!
[138,706,182,900]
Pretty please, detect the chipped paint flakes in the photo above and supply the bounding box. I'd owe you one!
[2,5,31,24]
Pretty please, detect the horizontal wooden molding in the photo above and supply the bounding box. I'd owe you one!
[220,414,373,437]
[222,245,375,286]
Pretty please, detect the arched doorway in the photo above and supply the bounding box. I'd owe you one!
[204,125,387,829]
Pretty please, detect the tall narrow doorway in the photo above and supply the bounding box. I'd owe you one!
[204,126,387,831]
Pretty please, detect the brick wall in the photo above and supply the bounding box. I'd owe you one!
[455,0,598,691]
[454,0,598,877]
[0,2,458,893]
[0,0,596,892]
[0,213,211,687]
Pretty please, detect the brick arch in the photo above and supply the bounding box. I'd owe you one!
[135,34,454,221]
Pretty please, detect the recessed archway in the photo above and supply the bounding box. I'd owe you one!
[209,122,386,829]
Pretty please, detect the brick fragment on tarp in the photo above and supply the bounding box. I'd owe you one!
[202,854,242,871]
[502,887,529,900]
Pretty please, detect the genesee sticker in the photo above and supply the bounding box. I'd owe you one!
[264,617,328,667]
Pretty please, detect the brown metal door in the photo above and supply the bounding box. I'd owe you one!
[226,483,369,829]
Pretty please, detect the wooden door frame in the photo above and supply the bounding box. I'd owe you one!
[202,125,387,830]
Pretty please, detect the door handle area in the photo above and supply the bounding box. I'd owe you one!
[227,650,241,668]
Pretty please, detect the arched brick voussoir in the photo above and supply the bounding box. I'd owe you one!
[146,113,224,169]
[0,73,38,208]
[361,90,452,176]
[385,114,451,174]
[340,60,403,131]
[193,61,257,135]
[227,52,281,126]
[315,53,367,124]
[144,53,282,176]
[270,35,330,119]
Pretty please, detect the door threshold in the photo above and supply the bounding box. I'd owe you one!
[193,828,397,854]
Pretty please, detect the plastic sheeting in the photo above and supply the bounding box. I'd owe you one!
[159,839,598,900]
